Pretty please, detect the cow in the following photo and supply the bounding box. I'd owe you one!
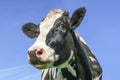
[22,7,102,80]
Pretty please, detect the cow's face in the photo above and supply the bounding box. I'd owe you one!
[22,7,86,69]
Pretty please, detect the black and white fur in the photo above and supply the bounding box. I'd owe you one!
[22,7,102,80]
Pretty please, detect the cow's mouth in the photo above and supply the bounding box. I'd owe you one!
[28,50,60,69]
[29,58,53,69]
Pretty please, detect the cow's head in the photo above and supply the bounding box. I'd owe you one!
[22,7,86,69]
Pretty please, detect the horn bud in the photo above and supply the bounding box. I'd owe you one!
[63,10,69,16]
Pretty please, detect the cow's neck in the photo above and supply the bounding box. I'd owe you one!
[41,53,79,80]
[55,48,78,80]
[57,55,77,80]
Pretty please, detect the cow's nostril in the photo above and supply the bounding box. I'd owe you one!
[37,49,43,55]
[36,48,45,57]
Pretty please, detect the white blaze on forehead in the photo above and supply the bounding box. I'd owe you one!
[29,9,64,50]
[40,9,64,38]
[38,9,64,42]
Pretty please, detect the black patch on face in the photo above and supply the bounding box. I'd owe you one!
[45,16,71,66]
[46,16,70,50]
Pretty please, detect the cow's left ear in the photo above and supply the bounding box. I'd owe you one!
[70,7,86,30]
[22,23,40,38]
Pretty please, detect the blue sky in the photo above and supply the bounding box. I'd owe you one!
[0,0,120,80]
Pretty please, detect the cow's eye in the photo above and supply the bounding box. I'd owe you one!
[59,23,66,32]
[54,23,67,33]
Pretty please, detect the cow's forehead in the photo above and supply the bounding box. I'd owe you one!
[39,9,64,34]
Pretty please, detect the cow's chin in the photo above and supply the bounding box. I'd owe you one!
[34,62,53,69]
[28,59,54,69]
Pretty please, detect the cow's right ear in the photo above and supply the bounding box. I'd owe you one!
[22,23,40,38]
